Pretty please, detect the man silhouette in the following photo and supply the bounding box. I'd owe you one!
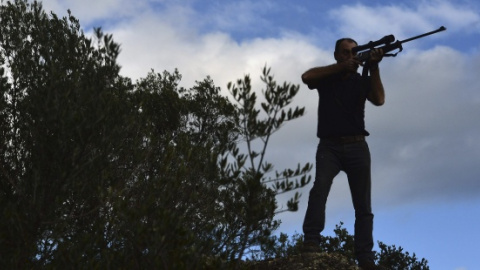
[301,37,385,270]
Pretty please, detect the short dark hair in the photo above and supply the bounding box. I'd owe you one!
[335,38,357,52]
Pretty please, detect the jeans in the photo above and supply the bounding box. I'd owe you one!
[303,139,374,262]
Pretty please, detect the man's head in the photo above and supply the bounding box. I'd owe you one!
[334,38,358,63]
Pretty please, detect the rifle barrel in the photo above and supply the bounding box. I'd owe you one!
[400,26,446,44]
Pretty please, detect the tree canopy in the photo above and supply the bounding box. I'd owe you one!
[0,1,311,268]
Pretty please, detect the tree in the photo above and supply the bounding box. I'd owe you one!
[1,2,310,267]
[113,70,238,268]
[220,66,312,264]
[0,0,134,267]
[257,223,430,270]
[376,241,430,270]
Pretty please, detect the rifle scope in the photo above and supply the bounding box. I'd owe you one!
[352,35,395,53]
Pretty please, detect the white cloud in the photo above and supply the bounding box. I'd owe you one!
[42,0,151,23]
[110,11,328,94]
[204,0,276,33]
[366,44,480,201]
[418,0,480,32]
[329,0,480,41]
[330,4,432,40]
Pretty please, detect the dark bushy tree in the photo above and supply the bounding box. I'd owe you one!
[376,242,429,270]
[1,0,133,268]
[0,1,310,268]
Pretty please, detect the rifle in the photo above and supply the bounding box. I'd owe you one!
[353,26,447,76]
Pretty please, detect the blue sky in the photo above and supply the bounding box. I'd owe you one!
[41,0,480,269]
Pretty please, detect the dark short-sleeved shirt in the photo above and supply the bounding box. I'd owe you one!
[309,73,371,138]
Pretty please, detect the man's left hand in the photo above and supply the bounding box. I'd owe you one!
[369,48,384,64]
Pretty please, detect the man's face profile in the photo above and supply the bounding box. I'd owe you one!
[335,40,358,63]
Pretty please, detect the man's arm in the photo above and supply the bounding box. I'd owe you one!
[301,59,360,89]
[366,49,385,106]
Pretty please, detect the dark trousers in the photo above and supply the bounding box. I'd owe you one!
[303,139,374,262]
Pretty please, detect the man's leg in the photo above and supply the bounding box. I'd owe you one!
[303,141,341,245]
[344,141,375,264]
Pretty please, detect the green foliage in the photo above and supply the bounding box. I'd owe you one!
[254,232,304,260]
[222,66,312,263]
[226,66,312,214]
[1,0,132,268]
[257,223,429,269]
[319,222,356,263]
[377,242,430,270]
[0,1,311,268]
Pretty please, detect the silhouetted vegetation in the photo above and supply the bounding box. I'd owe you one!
[253,223,429,269]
